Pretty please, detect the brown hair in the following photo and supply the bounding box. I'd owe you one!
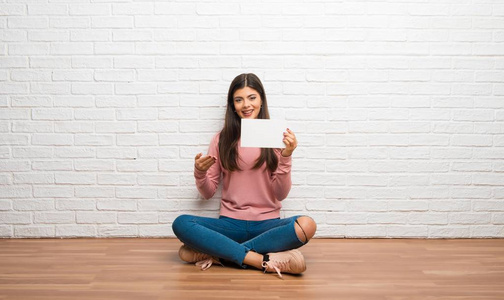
[219,73,278,172]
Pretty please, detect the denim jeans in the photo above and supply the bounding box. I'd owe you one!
[172,214,306,267]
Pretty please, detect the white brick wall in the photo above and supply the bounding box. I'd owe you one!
[1,0,503,238]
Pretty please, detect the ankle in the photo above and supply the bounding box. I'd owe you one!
[243,250,264,270]
[261,254,270,271]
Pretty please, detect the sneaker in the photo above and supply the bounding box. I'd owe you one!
[178,245,222,271]
[178,244,210,263]
[262,249,306,279]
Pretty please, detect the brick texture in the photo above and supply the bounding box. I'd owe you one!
[1,0,503,238]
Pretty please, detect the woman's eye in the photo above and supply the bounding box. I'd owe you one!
[235,99,241,103]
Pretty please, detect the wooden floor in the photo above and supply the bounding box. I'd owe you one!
[0,239,503,300]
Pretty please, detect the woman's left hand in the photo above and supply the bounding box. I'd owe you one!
[281,128,297,157]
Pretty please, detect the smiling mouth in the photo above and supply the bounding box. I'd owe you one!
[242,109,254,117]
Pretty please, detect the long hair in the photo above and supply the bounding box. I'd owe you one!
[219,73,278,172]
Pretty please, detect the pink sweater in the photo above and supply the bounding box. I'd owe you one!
[194,133,292,221]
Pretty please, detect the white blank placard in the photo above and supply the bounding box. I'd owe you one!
[241,119,287,148]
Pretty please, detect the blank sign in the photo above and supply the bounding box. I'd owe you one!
[241,119,287,148]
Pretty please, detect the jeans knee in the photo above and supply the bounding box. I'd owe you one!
[172,214,191,237]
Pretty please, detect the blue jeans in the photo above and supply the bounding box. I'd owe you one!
[172,214,306,267]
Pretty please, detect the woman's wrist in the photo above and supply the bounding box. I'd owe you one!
[281,149,293,157]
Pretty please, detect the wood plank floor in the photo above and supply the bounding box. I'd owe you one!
[0,238,503,300]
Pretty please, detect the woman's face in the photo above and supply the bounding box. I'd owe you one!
[233,86,262,119]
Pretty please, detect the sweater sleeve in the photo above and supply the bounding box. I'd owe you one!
[270,149,292,201]
[194,133,221,200]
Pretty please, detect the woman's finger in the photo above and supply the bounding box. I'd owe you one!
[198,156,212,164]
[283,139,291,148]
[281,129,297,156]
[203,160,215,170]
[285,136,297,146]
[196,155,217,171]
[284,129,296,139]
[195,154,215,171]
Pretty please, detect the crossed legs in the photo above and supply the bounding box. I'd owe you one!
[173,215,317,269]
